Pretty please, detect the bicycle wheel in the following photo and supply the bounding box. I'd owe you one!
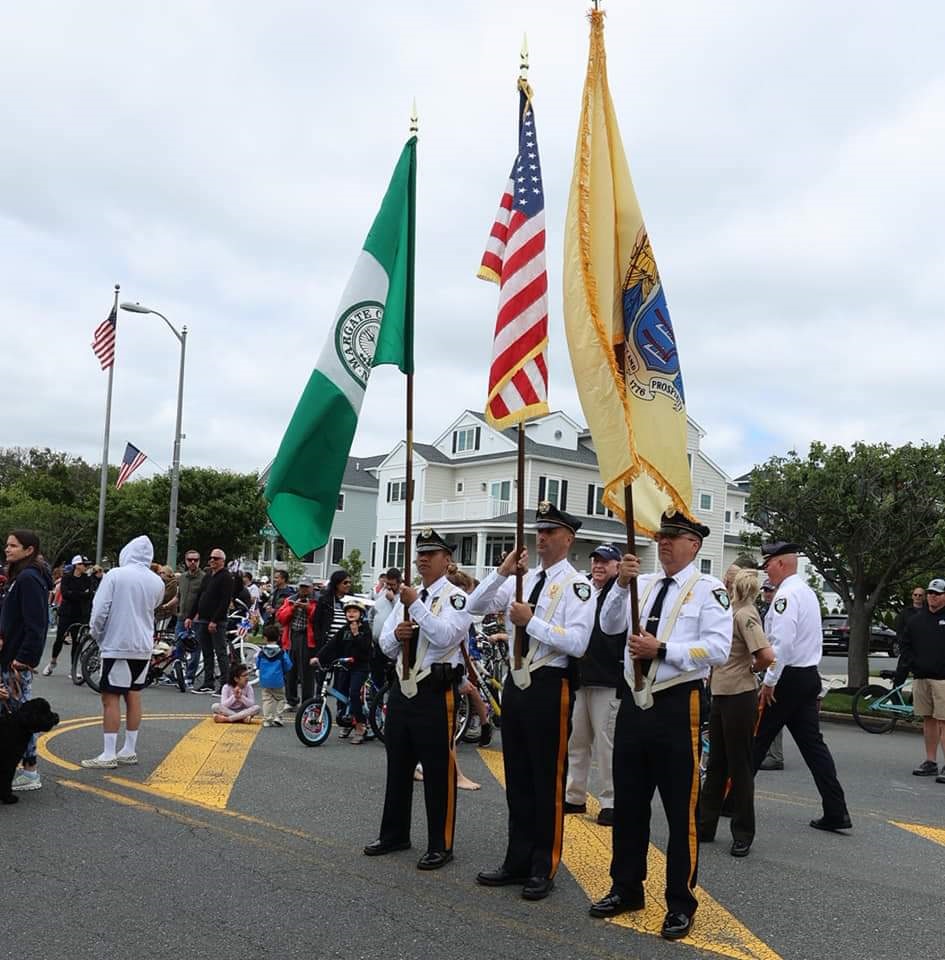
[295,697,332,746]
[368,682,390,744]
[173,659,186,692]
[71,626,93,685]
[852,684,898,733]
[453,691,471,743]
[239,641,261,685]
[80,643,102,693]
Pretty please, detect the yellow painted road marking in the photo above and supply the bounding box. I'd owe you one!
[890,820,945,847]
[479,749,782,960]
[145,717,260,808]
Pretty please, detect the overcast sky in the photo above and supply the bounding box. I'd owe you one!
[2,1,942,486]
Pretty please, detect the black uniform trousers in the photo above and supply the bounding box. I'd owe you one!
[500,667,573,880]
[378,676,457,854]
[611,680,702,917]
[700,689,758,843]
[751,665,848,820]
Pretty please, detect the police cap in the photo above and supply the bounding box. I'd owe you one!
[415,528,456,554]
[658,508,710,541]
[760,541,802,566]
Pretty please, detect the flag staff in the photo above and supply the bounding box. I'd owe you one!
[401,100,419,680]
[95,283,119,564]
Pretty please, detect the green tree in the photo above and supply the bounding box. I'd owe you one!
[745,441,945,688]
[340,548,365,592]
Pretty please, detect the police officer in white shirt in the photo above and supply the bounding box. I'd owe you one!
[363,529,472,870]
[469,501,595,902]
[590,510,732,942]
[752,542,851,831]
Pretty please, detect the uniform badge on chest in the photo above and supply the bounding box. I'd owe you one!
[548,583,561,601]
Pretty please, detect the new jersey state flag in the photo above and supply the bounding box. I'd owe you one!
[562,10,692,536]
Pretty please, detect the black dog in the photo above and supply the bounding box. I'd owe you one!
[0,698,60,803]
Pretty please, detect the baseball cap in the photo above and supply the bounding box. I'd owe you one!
[71,554,86,565]
[298,576,314,587]
[762,581,775,592]
[927,578,945,595]
[590,543,621,562]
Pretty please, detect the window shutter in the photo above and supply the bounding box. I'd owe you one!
[560,479,568,511]
[474,426,481,451]
[383,535,388,565]
[586,484,595,515]
[452,431,457,454]
[386,481,392,503]
[538,476,546,502]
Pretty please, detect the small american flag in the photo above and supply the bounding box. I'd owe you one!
[92,304,118,370]
[478,78,549,428]
[116,443,147,489]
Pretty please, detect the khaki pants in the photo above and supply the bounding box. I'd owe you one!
[566,685,619,809]
[261,686,286,721]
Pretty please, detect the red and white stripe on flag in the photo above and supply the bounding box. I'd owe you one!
[116,443,147,489]
[477,80,549,430]
[92,305,117,370]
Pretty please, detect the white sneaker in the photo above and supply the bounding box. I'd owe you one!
[80,756,118,769]
[11,770,42,791]
[41,662,55,677]
[272,717,284,727]
[262,719,274,727]
[115,753,138,765]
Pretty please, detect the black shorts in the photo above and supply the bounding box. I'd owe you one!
[100,658,150,693]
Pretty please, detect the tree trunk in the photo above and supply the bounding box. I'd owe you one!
[846,595,871,689]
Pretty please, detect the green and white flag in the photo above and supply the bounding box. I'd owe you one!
[265,137,416,557]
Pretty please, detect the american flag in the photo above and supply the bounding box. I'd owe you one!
[92,304,118,370]
[116,442,147,489]
[478,78,549,428]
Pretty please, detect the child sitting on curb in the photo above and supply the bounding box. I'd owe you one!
[257,623,294,727]
[211,664,260,723]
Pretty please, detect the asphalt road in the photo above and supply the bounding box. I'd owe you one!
[10,671,945,960]
[819,652,898,681]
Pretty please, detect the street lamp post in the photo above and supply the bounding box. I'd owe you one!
[120,301,188,569]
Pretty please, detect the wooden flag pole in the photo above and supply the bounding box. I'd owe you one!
[401,100,419,681]
[513,423,526,670]
[623,484,644,690]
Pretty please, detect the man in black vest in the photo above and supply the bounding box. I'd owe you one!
[564,543,625,826]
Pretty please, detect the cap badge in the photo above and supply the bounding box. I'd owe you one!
[665,507,677,519]
[420,528,433,538]
[537,501,551,515]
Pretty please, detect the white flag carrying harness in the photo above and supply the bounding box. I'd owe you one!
[627,571,702,711]
[396,592,449,699]
[509,572,584,690]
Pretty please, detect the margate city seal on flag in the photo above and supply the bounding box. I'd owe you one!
[335,301,383,389]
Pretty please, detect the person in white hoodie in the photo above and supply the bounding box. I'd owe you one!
[80,536,165,769]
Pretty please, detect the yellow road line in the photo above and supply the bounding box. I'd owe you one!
[145,717,260,808]
[889,820,945,847]
[478,749,782,960]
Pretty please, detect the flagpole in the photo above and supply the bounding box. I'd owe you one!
[95,283,119,565]
[622,484,644,689]
[401,101,419,681]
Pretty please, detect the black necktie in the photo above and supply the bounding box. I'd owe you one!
[521,571,547,656]
[408,589,429,668]
[639,577,674,675]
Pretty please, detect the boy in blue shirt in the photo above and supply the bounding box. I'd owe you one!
[257,623,294,727]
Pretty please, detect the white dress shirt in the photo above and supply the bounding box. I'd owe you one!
[762,573,823,687]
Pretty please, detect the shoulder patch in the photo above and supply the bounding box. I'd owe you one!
[573,581,592,602]
[449,593,467,610]
[774,597,788,614]
[712,587,731,610]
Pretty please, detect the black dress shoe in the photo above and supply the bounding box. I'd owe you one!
[661,912,693,940]
[478,721,493,748]
[417,850,453,870]
[596,807,614,826]
[730,839,751,857]
[363,838,411,856]
[809,814,852,832]
[521,876,554,901]
[475,866,529,886]
[588,890,645,918]
[563,801,587,814]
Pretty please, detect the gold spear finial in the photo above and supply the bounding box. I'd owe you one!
[520,33,529,78]
[409,98,418,135]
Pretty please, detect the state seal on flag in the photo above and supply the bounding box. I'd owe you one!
[621,229,685,411]
[335,301,383,389]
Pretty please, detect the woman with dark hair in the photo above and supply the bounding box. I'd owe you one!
[0,529,53,793]
[313,570,353,722]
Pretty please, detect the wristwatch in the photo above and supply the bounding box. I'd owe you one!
[656,641,668,660]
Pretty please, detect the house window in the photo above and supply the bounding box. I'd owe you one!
[489,480,512,514]
[456,481,464,494]
[586,483,614,518]
[387,479,407,502]
[538,476,568,510]
[700,558,712,575]
[724,509,731,524]
[485,534,516,567]
[699,491,713,512]
[383,536,405,571]
[337,492,345,511]
[451,426,481,453]
[331,538,345,565]
[460,536,476,566]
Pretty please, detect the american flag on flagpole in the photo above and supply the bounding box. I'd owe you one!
[478,78,550,429]
[116,443,147,489]
[92,304,118,370]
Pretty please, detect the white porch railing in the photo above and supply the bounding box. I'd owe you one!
[417,497,512,523]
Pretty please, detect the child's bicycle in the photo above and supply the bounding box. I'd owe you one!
[295,657,358,747]
[852,669,917,734]
[80,629,189,693]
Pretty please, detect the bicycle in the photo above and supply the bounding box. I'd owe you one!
[460,641,503,743]
[852,669,917,734]
[295,657,360,747]
[367,673,471,745]
[81,629,189,693]
[68,623,95,685]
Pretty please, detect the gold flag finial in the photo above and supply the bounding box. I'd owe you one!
[519,33,529,78]
[409,98,418,135]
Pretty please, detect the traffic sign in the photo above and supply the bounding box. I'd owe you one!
[259,523,278,539]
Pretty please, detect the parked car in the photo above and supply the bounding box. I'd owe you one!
[821,616,899,656]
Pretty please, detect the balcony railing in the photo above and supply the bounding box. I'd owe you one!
[417,497,512,523]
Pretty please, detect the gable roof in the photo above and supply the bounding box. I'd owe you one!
[341,456,383,489]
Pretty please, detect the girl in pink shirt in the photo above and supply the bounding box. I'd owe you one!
[211,664,260,723]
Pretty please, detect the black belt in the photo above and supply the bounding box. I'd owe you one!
[782,665,818,673]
